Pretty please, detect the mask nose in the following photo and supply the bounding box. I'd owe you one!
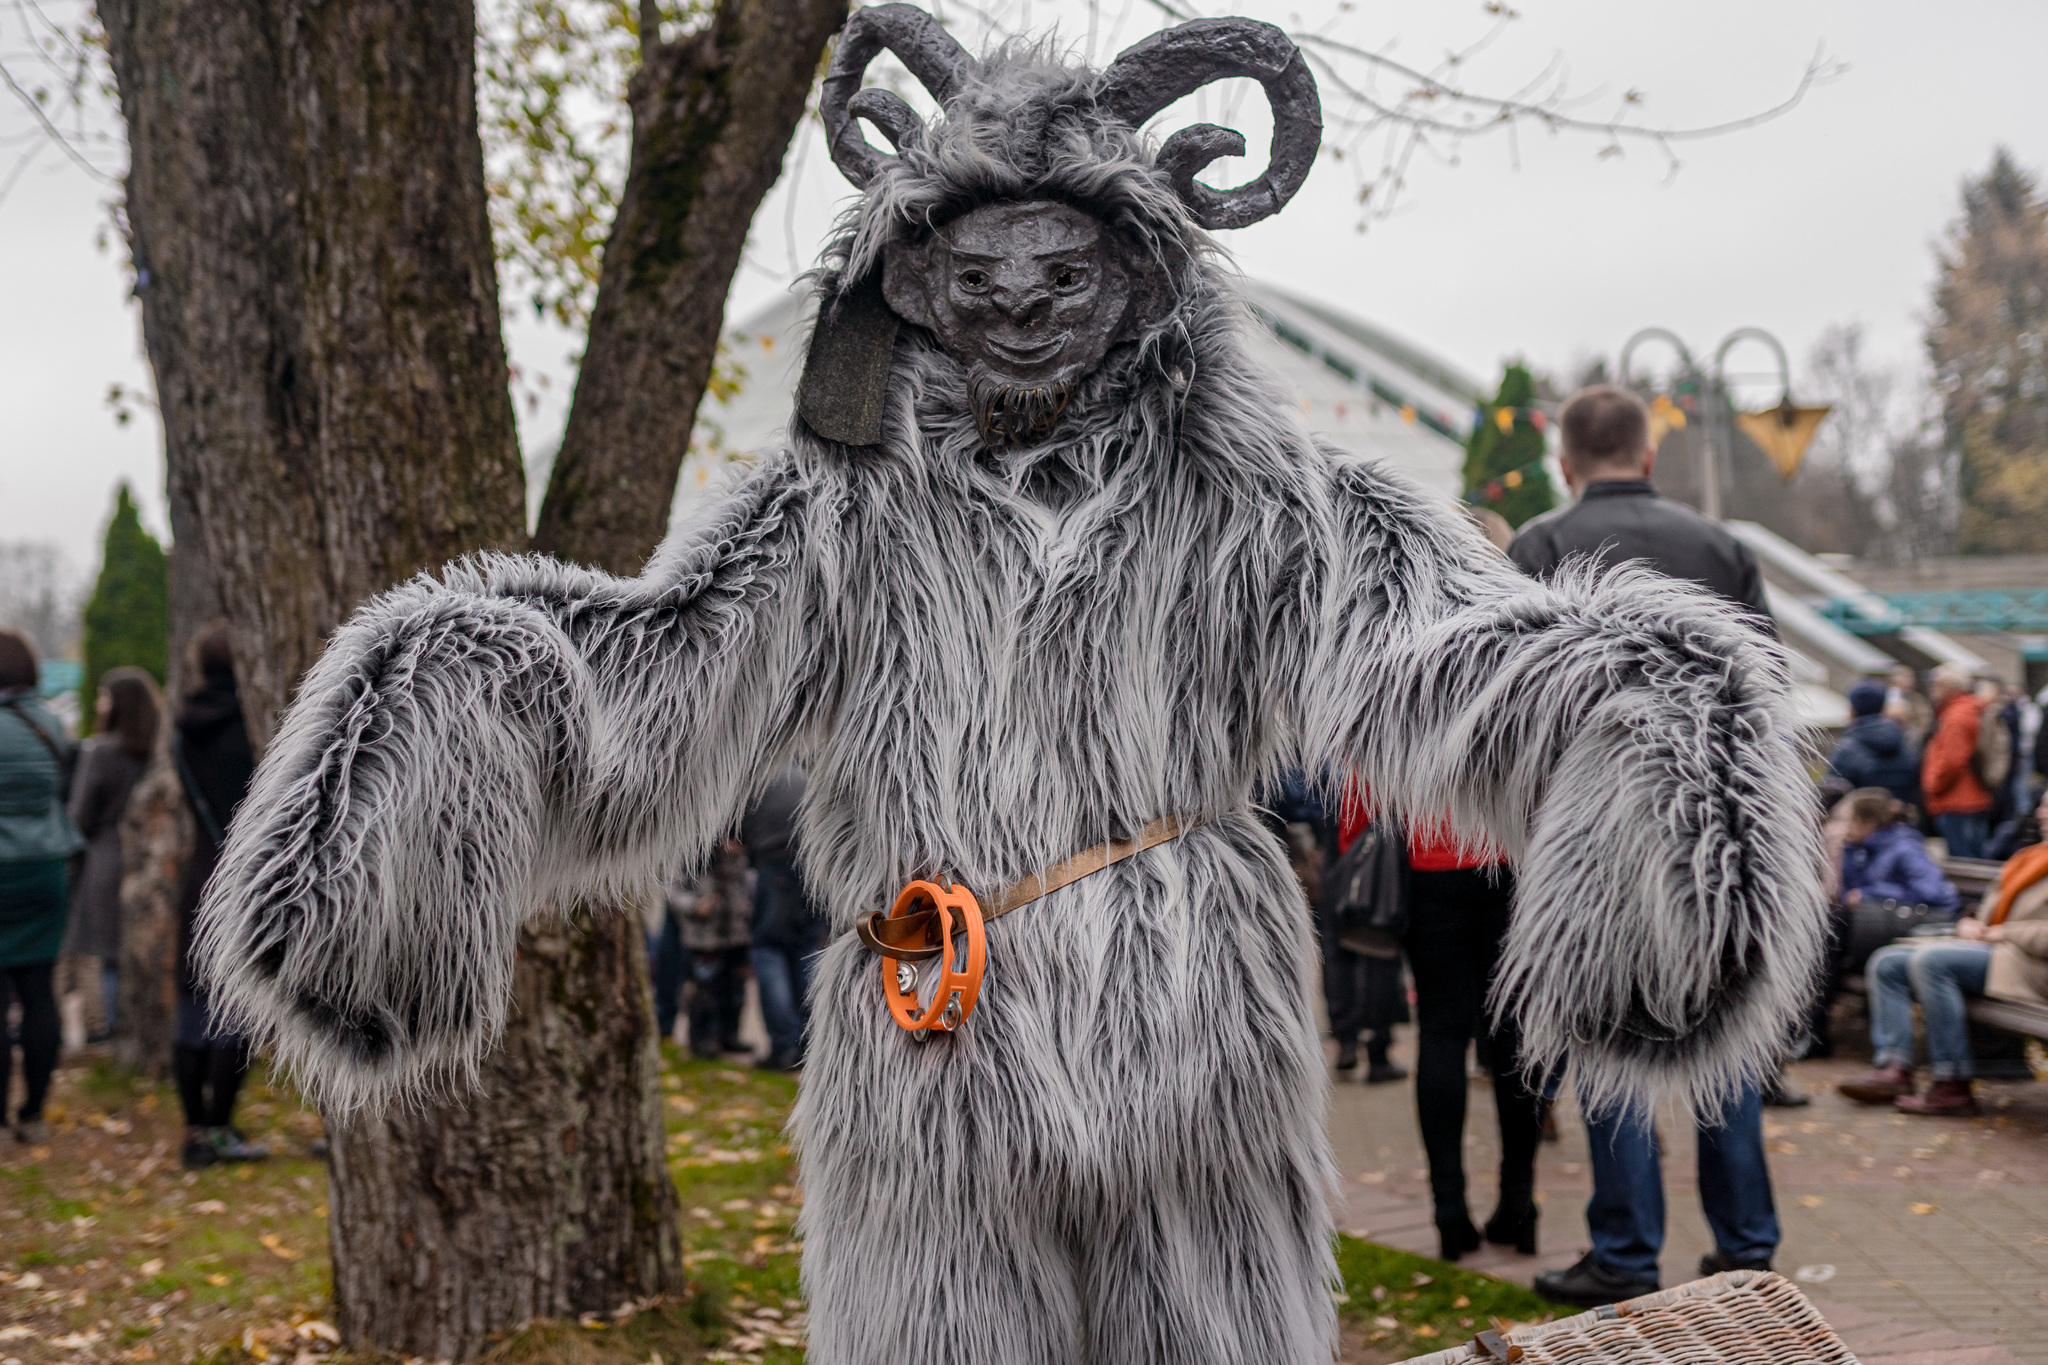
[991,284,1051,325]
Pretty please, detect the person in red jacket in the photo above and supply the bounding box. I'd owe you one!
[1340,793,1544,1263]
[1922,662,1993,860]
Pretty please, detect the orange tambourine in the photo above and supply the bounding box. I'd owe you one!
[855,879,986,1034]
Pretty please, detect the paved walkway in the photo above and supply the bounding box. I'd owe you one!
[1328,1037,2048,1364]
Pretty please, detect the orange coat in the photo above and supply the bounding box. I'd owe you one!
[1921,693,1992,816]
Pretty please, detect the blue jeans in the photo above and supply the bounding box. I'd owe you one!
[1868,941,1992,1081]
[1582,1081,1779,1282]
[752,943,818,1061]
[1935,812,1989,861]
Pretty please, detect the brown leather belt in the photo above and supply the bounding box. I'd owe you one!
[856,816,1189,962]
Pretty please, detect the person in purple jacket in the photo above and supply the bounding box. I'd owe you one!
[1840,789,1960,915]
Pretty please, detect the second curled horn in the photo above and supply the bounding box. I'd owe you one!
[821,6,1322,231]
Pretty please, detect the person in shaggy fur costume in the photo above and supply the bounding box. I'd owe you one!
[194,9,1826,1362]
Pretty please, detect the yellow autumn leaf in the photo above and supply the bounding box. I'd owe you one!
[205,1272,230,1287]
[1910,1202,1940,1215]
[259,1233,303,1261]
[1414,1324,1439,1338]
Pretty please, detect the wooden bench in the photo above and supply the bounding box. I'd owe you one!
[1838,855,2048,1045]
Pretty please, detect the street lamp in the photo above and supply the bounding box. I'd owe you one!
[1619,326,1832,522]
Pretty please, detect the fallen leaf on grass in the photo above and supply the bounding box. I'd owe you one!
[1411,1273,1432,1286]
[259,1234,303,1261]
[139,1259,164,1275]
[1373,1317,1398,1330]
[1413,1324,1439,1338]
[205,1273,230,1287]
[192,1200,227,1214]
[50,1332,103,1350]
[1452,1295,1470,1308]
[294,1322,339,1343]
[0,1326,37,1341]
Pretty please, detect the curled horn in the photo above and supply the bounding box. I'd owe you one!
[822,4,972,189]
[1097,18,1323,231]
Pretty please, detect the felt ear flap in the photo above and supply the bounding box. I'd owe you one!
[796,269,902,448]
[1117,256,1180,345]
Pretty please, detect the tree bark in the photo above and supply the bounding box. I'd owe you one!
[101,2,680,1357]
[104,0,842,1353]
[534,0,849,573]
[101,0,527,747]
[327,914,678,1358]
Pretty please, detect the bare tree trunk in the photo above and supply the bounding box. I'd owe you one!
[101,0,526,746]
[535,0,848,573]
[327,915,678,1356]
[104,0,841,1352]
[100,2,680,1357]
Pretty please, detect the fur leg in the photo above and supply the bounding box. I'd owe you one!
[795,818,1336,1365]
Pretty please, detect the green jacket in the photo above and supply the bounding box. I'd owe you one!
[0,688,85,863]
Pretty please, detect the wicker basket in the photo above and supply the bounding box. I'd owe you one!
[1395,1271,1858,1364]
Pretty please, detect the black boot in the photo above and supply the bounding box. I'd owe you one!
[1334,1038,1359,1072]
[1698,1249,1772,1277]
[1482,1198,1538,1255]
[1533,1252,1658,1308]
[1435,1211,1482,1262]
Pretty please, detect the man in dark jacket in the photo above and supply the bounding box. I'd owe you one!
[1828,678,1922,809]
[1516,386,1783,1307]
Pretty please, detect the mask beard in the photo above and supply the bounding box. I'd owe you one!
[969,368,1073,447]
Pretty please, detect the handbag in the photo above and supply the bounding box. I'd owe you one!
[1327,818,1409,958]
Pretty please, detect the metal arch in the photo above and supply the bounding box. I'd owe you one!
[1713,327,1792,400]
[1619,327,1698,385]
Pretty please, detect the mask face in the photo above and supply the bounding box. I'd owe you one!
[885,201,1143,444]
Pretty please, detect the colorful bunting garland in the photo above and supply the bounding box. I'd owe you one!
[1464,451,1551,506]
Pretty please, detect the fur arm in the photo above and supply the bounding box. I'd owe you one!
[1303,457,1827,1118]
[192,460,829,1110]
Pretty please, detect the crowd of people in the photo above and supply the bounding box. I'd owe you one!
[0,622,269,1169]
[1279,383,2048,1309]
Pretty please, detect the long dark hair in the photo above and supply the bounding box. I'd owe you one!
[0,628,35,691]
[184,620,236,697]
[99,666,162,758]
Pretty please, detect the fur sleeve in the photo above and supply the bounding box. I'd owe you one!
[192,458,831,1111]
[1302,456,1827,1119]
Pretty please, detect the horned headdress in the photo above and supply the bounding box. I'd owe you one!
[795,3,1323,447]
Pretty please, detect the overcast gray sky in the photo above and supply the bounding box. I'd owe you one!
[4,0,2045,580]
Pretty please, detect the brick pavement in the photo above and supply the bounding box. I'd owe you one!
[1327,1035,2048,1363]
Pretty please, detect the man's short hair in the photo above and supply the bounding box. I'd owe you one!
[1560,385,1651,470]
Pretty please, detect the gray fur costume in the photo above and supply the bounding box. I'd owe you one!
[195,10,1826,1363]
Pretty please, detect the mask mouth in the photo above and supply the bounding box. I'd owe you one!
[984,333,1071,367]
[969,369,1073,446]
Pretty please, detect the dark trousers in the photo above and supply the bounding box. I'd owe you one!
[688,945,751,1057]
[1401,867,1543,1222]
[1935,812,1989,861]
[753,943,818,1062]
[0,961,59,1123]
[1317,906,1405,1066]
[173,990,250,1129]
[652,916,685,1041]
[1582,1082,1779,1281]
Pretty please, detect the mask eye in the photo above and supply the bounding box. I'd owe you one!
[1052,265,1089,294]
[957,268,992,294]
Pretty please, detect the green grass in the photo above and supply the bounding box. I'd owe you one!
[1336,1236,1562,1356]
[4,1049,1568,1364]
